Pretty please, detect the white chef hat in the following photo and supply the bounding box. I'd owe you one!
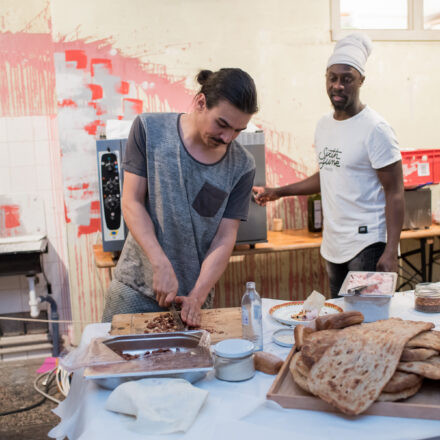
[327,33,373,76]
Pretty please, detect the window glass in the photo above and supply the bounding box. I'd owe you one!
[340,0,408,29]
[424,0,440,29]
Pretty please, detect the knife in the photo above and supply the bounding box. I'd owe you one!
[170,302,187,331]
[346,283,379,295]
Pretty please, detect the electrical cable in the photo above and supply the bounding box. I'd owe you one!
[0,369,58,417]
[55,364,72,397]
[33,368,61,404]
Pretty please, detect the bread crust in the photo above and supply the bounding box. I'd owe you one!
[315,311,364,331]
[254,351,283,375]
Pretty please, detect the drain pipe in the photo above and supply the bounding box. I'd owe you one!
[27,276,40,318]
[38,295,60,357]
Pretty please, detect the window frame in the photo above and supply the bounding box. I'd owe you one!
[331,0,440,41]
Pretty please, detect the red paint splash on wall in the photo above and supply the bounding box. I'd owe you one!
[90,58,112,76]
[54,38,193,111]
[86,84,103,100]
[77,201,101,237]
[118,81,129,94]
[123,98,143,115]
[0,205,21,228]
[59,99,77,108]
[65,49,87,69]
[0,32,56,117]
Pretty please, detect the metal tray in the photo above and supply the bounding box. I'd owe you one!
[83,330,213,389]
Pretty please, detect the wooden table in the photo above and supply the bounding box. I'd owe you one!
[93,225,440,287]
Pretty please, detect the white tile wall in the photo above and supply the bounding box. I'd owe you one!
[9,165,37,194]
[0,167,11,194]
[9,141,35,167]
[0,289,23,313]
[0,116,69,340]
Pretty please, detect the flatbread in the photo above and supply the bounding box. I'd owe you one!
[383,371,423,393]
[406,330,440,351]
[296,352,311,377]
[294,325,315,350]
[307,318,433,415]
[105,378,208,434]
[300,329,340,369]
[290,352,310,393]
[401,347,438,362]
[377,382,422,402]
[397,355,440,380]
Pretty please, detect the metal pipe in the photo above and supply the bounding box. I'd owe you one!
[38,295,60,357]
[27,275,40,318]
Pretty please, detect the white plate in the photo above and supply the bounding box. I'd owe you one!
[269,301,343,326]
[272,328,295,347]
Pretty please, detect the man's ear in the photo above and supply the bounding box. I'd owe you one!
[194,93,207,112]
[360,75,365,86]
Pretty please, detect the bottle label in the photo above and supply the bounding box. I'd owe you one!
[241,307,249,325]
[314,200,322,228]
[253,304,261,321]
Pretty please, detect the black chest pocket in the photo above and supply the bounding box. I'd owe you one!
[192,181,228,217]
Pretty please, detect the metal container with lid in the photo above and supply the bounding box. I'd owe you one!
[415,283,440,313]
[213,338,255,382]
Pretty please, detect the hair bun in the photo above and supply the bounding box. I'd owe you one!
[196,69,213,85]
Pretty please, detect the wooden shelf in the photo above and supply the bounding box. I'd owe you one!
[93,225,440,268]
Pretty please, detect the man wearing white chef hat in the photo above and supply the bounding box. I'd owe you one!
[254,33,404,297]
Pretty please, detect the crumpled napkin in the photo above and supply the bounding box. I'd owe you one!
[105,378,208,435]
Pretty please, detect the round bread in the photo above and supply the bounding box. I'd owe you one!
[382,371,422,393]
[289,352,311,393]
[401,347,438,362]
[377,381,422,402]
[294,325,315,350]
[315,311,364,331]
[295,353,311,377]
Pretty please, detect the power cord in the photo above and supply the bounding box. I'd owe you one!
[0,368,60,417]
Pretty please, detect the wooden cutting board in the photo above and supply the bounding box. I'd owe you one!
[110,307,242,344]
[267,346,440,420]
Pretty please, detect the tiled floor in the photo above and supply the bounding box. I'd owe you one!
[0,358,63,439]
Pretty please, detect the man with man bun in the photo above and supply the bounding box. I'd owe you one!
[102,68,258,325]
[254,34,404,297]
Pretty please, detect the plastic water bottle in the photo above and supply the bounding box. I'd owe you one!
[241,281,263,351]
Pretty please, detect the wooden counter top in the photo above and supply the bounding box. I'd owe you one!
[93,224,440,268]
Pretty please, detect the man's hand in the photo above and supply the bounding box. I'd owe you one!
[376,250,398,273]
[174,295,204,327]
[252,186,280,206]
[153,261,178,307]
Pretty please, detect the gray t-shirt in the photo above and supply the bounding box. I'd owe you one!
[114,113,255,307]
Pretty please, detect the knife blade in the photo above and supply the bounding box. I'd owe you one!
[170,302,187,331]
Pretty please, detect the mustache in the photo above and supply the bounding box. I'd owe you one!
[211,137,227,145]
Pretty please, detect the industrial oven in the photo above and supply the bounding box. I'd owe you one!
[97,132,267,252]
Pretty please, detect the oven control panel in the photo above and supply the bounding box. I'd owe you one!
[101,152,121,231]
[96,139,127,251]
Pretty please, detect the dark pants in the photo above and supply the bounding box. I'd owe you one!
[325,242,386,298]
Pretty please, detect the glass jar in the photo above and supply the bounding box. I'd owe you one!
[213,339,255,382]
[414,283,440,313]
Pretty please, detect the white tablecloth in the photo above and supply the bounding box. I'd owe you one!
[50,294,440,440]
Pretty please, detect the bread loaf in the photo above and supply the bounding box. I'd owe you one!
[315,311,364,331]
[254,351,283,375]
[294,325,315,350]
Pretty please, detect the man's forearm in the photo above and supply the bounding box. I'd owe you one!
[122,199,168,269]
[189,232,237,305]
[384,192,405,255]
[277,172,320,198]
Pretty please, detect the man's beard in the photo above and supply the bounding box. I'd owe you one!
[330,95,348,111]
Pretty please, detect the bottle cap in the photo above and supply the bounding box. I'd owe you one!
[246,281,256,289]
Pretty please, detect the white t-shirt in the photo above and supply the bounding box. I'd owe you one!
[314,106,401,264]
